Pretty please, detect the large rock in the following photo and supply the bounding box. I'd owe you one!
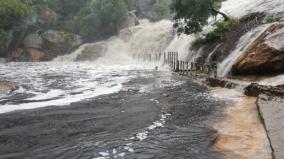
[232,22,284,75]
[23,34,43,49]
[26,48,45,62]
[76,43,107,61]
[42,30,82,47]
[8,48,28,62]
[244,83,284,97]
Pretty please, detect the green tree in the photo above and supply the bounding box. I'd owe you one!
[77,0,129,40]
[154,3,168,17]
[171,0,229,35]
[0,0,34,56]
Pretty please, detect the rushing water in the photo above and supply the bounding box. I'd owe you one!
[0,62,227,159]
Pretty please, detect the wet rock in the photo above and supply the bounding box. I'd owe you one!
[23,34,43,49]
[0,81,18,96]
[8,48,29,62]
[244,83,284,97]
[0,58,10,63]
[205,78,239,89]
[42,30,82,47]
[257,95,284,159]
[233,22,284,75]
[26,48,45,62]
[76,43,107,61]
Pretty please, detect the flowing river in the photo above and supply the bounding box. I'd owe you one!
[0,62,229,159]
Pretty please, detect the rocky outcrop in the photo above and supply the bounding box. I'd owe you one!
[244,83,284,97]
[232,22,284,75]
[23,34,43,49]
[9,30,83,61]
[26,48,45,62]
[76,43,107,61]
[42,30,82,47]
[206,78,240,89]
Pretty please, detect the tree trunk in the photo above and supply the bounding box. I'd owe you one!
[210,7,229,21]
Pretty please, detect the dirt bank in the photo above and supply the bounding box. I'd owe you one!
[212,88,272,159]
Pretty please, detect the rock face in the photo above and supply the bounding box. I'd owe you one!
[26,48,45,62]
[76,43,107,61]
[23,34,43,49]
[257,95,284,159]
[244,83,284,97]
[42,30,82,47]
[232,22,284,75]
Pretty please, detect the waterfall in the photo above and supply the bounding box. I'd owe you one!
[218,24,273,77]
[206,43,222,65]
[54,20,174,64]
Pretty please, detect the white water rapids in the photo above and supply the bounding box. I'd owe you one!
[1,0,284,114]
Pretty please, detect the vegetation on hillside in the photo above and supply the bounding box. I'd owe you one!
[171,0,229,35]
[0,0,134,56]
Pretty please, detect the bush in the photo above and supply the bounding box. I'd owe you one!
[204,19,234,43]
[190,19,235,48]
[191,37,205,48]
[263,14,281,23]
[154,3,168,17]
[76,0,129,39]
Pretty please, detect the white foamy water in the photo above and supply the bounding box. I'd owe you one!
[218,24,273,77]
[0,62,162,114]
[55,20,174,65]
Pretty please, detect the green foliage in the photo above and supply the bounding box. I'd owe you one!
[191,19,234,48]
[0,0,34,29]
[154,3,168,17]
[191,37,205,48]
[204,19,234,43]
[263,14,281,23]
[0,0,34,55]
[76,0,129,39]
[171,0,228,35]
[0,29,13,52]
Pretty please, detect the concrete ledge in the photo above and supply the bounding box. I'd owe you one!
[257,95,284,159]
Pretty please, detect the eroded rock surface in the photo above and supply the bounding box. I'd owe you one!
[244,83,284,97]
[233,22,284,75]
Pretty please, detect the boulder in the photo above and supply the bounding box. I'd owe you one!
[244,83,284,97]
[206,78,239,89]
[26,48,45,62]
[76,43,107,61]
[42,30,82,47]
[23,34,43,49]
[232,23,284,75]
[8,48,28,62]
